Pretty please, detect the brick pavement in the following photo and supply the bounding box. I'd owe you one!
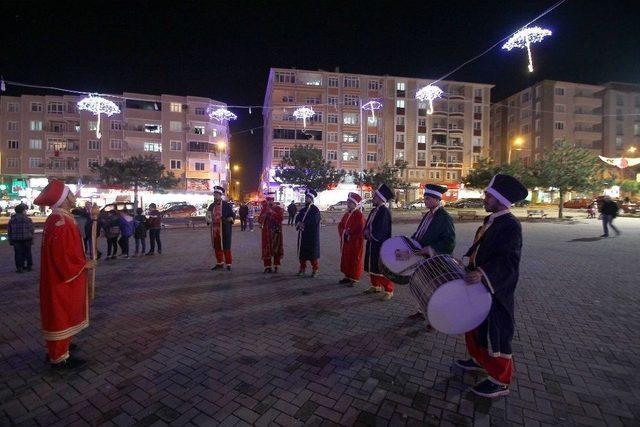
[1,216,639,426]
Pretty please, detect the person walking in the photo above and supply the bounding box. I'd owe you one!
[337,193,365,285]
[133,208,148,257]
[363,184,394,300]
[146,203,162,255]
[208,186,236,271]
[7,204,35,273]
[117,209,135,258]
[599,196,621,237]
[287,201,297,226]
[247,203,255,231]
[103,210,120,260]
[258,194,284,273]
[239,203,249,231]
[84,202,101,260]
[295,189,321,277]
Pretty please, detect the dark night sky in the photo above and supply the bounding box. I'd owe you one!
[1,0,639,191]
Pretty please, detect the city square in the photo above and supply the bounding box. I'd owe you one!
[1,217,638,426]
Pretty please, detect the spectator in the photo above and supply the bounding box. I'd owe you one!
[7,204,34,273]
[70,207,88,250]
[83,202,102,260]
[247,203,255,231]
[599,196,621,237]
[118,209,135,258]
[103,209,121,260]
[146,203,162,255]
[239,203,249,231]
[287,201,297,226]
[133,208,148,257]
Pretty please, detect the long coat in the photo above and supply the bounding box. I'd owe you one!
[338,208,365,280]
[465,212,522,355]
[364,204,392,275]
[208,201,235,250]
[258,203,284,260]
[411,207,456,255]
[295,204,321,260]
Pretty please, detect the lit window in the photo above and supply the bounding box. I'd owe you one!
[194,125,206,135]
[396,82,406,91]
[29,139,42,150]
[396,100,405,109]
[30,120,43,131]
[7,121,18,131]
[144,142,162,152]
[144,124,162,133]
[31,102,43,112]
[343,113,358,125]
[7,158,19,168]
[367,116,378,126]
[194,162,205,171]
[88,140,101,150]
[88,121,98,131]
[417,135,426,144]
[29,157,42,168]
[343,133,358,143]
[170,103,182,113]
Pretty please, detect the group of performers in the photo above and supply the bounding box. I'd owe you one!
[35,173,527,399]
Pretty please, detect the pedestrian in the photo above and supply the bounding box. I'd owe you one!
[407,184,456,321]
[247,202,255,231]
[7,204,34,273]
[239,203,249,231]
[287,200,297,226]
[146,203,162,255]
[117,209,134,258]
[295,189,321,277]
[337,193,365,286]
[587,201,597,219]
[363,184,394,300]
[258,194,284,273]
[599,195,621,237]
[456,173,528,398]
[208,186,235,271]
[34,179,93,369]
[103,209,120,260]
[133,208,148,256]
[84,202,101,260]
[71,207,88,252]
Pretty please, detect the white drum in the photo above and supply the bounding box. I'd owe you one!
[379,236,424,285]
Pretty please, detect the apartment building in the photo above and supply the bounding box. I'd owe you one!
[262,68,493,200]
[490,80,640,165]
[0,92,230,194]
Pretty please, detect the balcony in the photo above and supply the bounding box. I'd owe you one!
[448,142,464,149]
[448,90,465,100]
[449,108,464,117]
[188,141,217,153]
[430,161,446,168]
[433,106,448,116]
[447,162,463,168]
[431,142,447,149]
[432,123,447,132]
[448,124,464,133]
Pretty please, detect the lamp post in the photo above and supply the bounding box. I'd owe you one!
[508,136,524,164]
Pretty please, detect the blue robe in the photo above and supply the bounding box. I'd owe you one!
[411,207,455,255]
[364,204,392,275]
[207,201,235,249]
[295,204,321,260]
[465,212,522,355]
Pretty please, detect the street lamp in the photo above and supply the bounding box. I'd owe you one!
[233,164,240,172]
[508,136,524,164]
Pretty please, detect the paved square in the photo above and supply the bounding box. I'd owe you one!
[1,216,639,426]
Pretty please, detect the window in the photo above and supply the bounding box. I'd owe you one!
[616,124,623,135]
[473,137,482,147]
[170,159,182,169]
[635,124,640,136]
[170,141,182,151]
[417,135,427,144]
[367,116,378,126]
[615,137,623,148]
[368,80,380,90]
[343,113,358,125]
[366,152,377,162]
[535,136,541,148]
[327,114,338,124]
[29,158,42,168]
[344,76,359,88]
[212,128,218,137]
[88,140,101,150]
[7,121,18,131]
[170,103,182,113]
[342,150,359,161]
[521,92,530,103]
[7,140,19,149]
[396,116,405,126]
[328,96,338,106]
[145,124,161,133]
[47,102,64,114]
[396,82,406,91]
[535,101,541,114]
[30,120,43,131]
[7,102,19,113]
[474,89,483,100]
[535,86,541,98]
[554,87,565,96]
[327,132,338,142]
[88,121,98,131]
[395,133,405,143]
[474,105,482,115]
[144,142,162,152]
[343,133,358,143]
[194,162,205,171]
[521,124,530,134]
[274,71,295,84]
[7,158,19,168]
[305,96,321,105]
[394,150,405,160]
[194,125,206,135]
[110,120,122,130]
[29,139,42,150]
[282,95,294,103]
[418,118,426,127]
[520,110,531,119]
[367,134,378,144]
[616,94,624,106]
[327,150,337,161]
[535,119,541,132]
[473,121,481,130]
[472,154,481,164]
[170,121,182,132]
[344,94,359,106]
[554,104,566,113]
[396,100,405,109]
[554,121,565,130]
[109,139,123,150]
[87,158,99,168]
[31,102,43,112]
[193,107,205,115]
[328,77,339,88]
[616,109,624,121]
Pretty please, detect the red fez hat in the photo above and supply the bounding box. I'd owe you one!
[34,179,70,207]
[347,192,362,204]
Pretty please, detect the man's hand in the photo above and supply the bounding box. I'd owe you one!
[464,270,483,285]
[85,260,97,270]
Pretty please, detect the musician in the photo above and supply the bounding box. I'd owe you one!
[207,186,236,271]
[338,192,365,285]
[408,184,456,321]
[35,179,93,369]
[258,193,284,273]
[456,174,527,398]
[295,188,321,277]
[364,184,394,301]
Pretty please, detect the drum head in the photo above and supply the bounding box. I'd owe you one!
[379,237,422,274]
[427,279,491,334]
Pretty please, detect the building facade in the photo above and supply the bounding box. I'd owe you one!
[490,80,640,165]
[262,68,493,201]
[0,92,230,197]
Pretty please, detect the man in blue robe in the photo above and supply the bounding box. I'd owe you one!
[295,188,321,277]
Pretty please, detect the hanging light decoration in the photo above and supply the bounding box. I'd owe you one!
[415,85,444,115]
[502,26,552,73]
[361,100,383,121]
[292,106,315,129]
[208,106,237,123]
[77,94,120,139]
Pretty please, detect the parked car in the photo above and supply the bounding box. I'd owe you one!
[514,199,531,207]
[563,198,593,209]
[160,204,197,218]
[447,198,485,208]
[405,200,426,210]
[327,201,349,212]
[620,201,638,214]
[101,202,134,216]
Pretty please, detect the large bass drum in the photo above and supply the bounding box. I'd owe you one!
[409,255,491,334]
[379,236,424,285]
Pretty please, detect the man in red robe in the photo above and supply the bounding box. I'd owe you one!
[207,186,235,271]
[338,192,365,285]
[35,179,94,369]
[258,194,284,273]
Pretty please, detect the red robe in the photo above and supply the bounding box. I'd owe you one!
[40,209,88,344]
[338,208,365,281]
[258,203,284,261]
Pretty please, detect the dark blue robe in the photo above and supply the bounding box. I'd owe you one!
[364,204,392,275]
[295,204,321,260]
[465,212,522,355]
[411,207,455,255]
[207,201,235,249]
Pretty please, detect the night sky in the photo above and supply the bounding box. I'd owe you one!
[2,0,639,192]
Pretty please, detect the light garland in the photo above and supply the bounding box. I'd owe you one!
[361,100,383,120]
[292,106,315,129]
[415,85,444,115]
[77,95,121,139]
[502,26,552,73]
[208,106,237,123]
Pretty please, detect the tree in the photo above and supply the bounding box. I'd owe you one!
[618,179,639,197]
[461,157,501,189]
[351,159,410,190]
[92,155,180,209]
[274,145,346,191]
[534,140,605,218]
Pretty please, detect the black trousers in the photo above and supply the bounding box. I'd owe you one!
[107,237,119,256]
[149,229,162,253]
[288,214,295,225]
[13,240,33,271]
[240,216,247,230]
[118,235,130,256]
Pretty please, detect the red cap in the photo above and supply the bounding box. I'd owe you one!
[34,179,70,207]
[347,192,362,204]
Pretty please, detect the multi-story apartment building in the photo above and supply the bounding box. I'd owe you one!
[490,80,640,165]
[0,92,230,196]
[262,68,493,201]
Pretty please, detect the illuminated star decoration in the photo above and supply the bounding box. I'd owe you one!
[415,84,444,115]
[361,100,383,121]
[208,106,237,123]
[293,106,315,129]
[502,26,552,73]
[77,95,120,139]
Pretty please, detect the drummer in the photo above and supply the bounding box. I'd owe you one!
[456,173,527,398]
[363,183,394,301]
[407,184,456,322]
